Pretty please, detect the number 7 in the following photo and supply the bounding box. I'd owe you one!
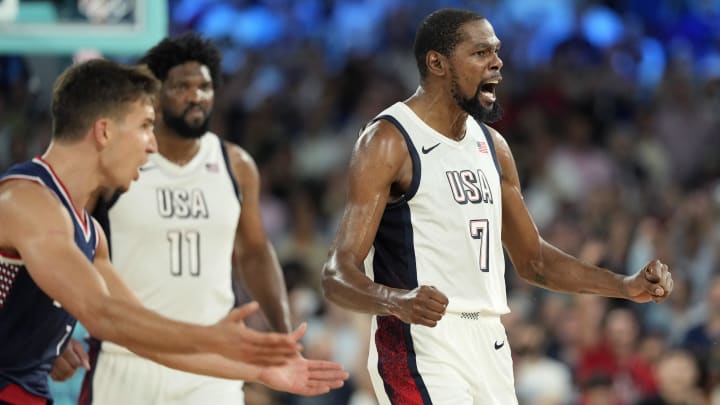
[469,219,490,272]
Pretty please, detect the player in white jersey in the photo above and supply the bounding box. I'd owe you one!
[321,8,674,405]
[83,132,256,405]
[0,59,346,405]
[50,34,338,404]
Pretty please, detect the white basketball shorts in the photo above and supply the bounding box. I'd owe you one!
[85,347,244,405]
[368,311,518,405]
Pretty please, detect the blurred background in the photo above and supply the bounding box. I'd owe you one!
[2,0,720,404]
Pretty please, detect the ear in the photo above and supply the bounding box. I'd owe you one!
[426,50,448,78]
[91,118,111,147]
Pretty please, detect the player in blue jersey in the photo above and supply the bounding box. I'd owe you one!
[0,59,346,405]
[321,8,673,405]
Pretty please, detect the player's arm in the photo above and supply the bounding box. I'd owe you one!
[321,121,448,327]
[225,142,292,333]
[52,332,347,396]
[90,217,297,366]
[489,127,673,303]
[133,349,347,396]
[0,181,300,365]
[91,216,348,392]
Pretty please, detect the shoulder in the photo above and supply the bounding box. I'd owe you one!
[482,124,515,169]
[482,124,510,154]
[221,140,258,183]
[0,179,61,211]
[345,117,411,188]
[0,180,72,244]
[355,118,408,156]
[480,124,522,186]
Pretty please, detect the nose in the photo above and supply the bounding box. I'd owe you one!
[146,130,158,154]
[185,87,201,104]
[490,52,503,71]
[190,87,213,104]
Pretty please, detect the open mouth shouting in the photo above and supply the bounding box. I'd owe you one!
[478,76,501,106]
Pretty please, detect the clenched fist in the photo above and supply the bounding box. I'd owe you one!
[624,259,674,303]
[390,285,449,327]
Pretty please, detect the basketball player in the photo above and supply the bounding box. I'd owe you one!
[321,8,673,405]
[65,33,305,405]
[0,60,347,405]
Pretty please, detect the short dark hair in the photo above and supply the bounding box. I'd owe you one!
[139,32,222,89]
[413,8,485,80]
[51,59,160,140]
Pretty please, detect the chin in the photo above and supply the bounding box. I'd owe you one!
[115,177,132,192]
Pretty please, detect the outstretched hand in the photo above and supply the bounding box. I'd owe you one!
[50,339,90,381]
[214,302,302,367]
[624,259,674,303]
[258,354,349,396]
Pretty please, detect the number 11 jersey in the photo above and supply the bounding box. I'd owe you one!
[97,132,241,337]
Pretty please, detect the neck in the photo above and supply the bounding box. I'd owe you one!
[155,124,202,166]
[405,85,467,141]
[41,140,99,211]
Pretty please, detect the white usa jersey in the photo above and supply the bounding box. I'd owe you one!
[364,102,508,315]
[97,132,241,348]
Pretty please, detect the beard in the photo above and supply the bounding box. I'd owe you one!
[450,73,503,124]
[162,104,211,139]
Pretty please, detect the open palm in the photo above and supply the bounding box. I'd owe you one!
[258,355,348,396]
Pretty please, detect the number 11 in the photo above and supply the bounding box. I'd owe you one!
[167,230,201,276]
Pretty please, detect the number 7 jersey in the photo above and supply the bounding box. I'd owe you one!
[95,133,241,331]
[364,102,509,315]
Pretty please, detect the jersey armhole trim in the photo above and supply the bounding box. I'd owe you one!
[373,115,421,208]
[220,141,243,204]
[477,120,503,178]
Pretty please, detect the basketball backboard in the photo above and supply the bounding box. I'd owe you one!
[0,0,167,55]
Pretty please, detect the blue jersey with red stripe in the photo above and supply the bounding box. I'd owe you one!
[0,157,99,400]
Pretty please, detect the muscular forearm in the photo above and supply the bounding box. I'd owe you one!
[516,241,628,298]
[321,253,402,315]
[27,244,216,355]
[131,346,261,381]
[238,244,292,333]
[84,296,214,354]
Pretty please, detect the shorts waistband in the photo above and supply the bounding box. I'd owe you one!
[443,310,504,321]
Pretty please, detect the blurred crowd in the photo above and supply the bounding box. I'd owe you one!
[2,0,720,404]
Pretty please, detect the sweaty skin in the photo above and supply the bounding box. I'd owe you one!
[322,18,673,328]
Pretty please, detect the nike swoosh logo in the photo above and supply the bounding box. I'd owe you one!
[494,340,505,350]
[421,143,441,154]
[138,166,157,172]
